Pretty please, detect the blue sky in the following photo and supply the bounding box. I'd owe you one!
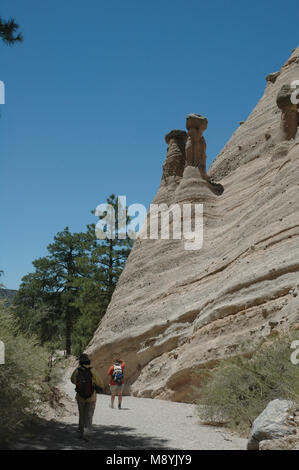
[1,0,299,289]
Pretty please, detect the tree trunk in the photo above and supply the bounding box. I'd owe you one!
[108,239,114,299]
[65,306,72,356]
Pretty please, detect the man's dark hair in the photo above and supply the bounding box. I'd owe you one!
[79,353,90,365]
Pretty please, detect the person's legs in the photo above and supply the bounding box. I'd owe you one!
[77,400,86,436]
[85,401,96,430]
[111,393,116,408]
[118,392,122,409]
[110,385,116,408]
[117,384,124,409]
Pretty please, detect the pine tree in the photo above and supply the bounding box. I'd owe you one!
[88,194,133,301]
[14,227,95,355]
[0,17,23,45]
[72,195,133,355]
[14,196,134,356]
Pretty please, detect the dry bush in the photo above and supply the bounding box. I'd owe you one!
[197,332,299,434]
[0,304,48,446]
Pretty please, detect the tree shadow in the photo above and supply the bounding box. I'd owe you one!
[11,418,172,450]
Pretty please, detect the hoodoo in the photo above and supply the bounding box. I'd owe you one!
[86,46,299,402]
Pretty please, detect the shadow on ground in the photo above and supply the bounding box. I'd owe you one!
[10,418,171,450]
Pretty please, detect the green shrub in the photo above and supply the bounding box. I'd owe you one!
[197,332,299,435]
[0,304,48,446]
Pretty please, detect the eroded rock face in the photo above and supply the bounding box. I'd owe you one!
[162,130,187,180]
[266,71,280,84]
[185,113,208,173]
[209,46,299,180]
[276,83,298,140]
[86,45,299,403]
[185,113,224,195]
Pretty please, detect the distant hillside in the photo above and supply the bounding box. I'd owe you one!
[0,288,18,306]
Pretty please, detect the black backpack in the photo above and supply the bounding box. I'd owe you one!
[75,367,94,399]
[112,364,123,386]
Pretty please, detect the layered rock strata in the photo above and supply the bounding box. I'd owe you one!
[86,46,299,402]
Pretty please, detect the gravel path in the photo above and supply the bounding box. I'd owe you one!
[15,379,246,450]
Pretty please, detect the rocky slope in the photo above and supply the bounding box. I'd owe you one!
[86,46,299,402]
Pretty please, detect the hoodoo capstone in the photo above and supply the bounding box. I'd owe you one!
[86,45,299,403]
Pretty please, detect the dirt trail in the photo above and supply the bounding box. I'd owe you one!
[14,377,246,450]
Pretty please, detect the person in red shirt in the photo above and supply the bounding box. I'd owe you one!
[107,358,125,409]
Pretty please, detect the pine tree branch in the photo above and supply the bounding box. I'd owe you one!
[0,16,23,45]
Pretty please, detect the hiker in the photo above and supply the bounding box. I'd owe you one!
[71,353,104,439]
[108,358,125,409]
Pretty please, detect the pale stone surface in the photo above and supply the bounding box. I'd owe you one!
[86,46,299,403]
[259,436,299,450]
[247,400,297,450]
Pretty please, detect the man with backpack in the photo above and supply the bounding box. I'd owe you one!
[71,353,104,440]
[107,358,125,409]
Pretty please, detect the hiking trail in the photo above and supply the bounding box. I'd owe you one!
[14,376,246,450]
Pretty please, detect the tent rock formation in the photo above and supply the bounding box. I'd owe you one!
[86,45,299,403]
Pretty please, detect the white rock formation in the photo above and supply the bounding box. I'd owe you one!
[86,46,299,402]
[247,399,297,450]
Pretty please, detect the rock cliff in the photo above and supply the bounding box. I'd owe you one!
[86,46,299,402]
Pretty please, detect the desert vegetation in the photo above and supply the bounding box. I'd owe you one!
[0,302,48,446]
[197,331,299,434]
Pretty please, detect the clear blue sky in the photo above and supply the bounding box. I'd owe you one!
[1,0,299,290]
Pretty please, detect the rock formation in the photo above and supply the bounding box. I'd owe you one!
[185,113,224,195]
[86,45,299,403]
[247,400,299,450]
[185,113,208,172]
[162,130,187,181]
[276,83,299,140]
[161,117,223,196]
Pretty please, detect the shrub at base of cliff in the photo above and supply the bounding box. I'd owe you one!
[197,332,299,435]
[0,304,48,446]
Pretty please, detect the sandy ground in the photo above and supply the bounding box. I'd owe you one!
[13,377,246,450]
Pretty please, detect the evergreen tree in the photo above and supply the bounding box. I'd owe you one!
[72,194,133,355]
[14,227,95,355]
[14,196,134,356]
[0,17,23,45]
[88,194,133,301]
[14,271,63,344]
